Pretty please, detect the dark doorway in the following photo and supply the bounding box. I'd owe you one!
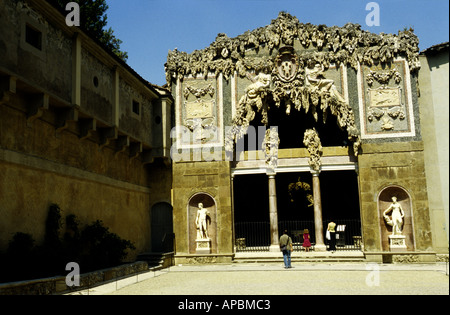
[151,202,174,253]
[233,174,269,223]
[320,170,360,221]
[233,170,361,250]
[276,172,314,221]
[273,171,360,222]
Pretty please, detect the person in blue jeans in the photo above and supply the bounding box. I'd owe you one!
[279,230,293,269]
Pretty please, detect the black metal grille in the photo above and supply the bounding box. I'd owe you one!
[235,219,362,252]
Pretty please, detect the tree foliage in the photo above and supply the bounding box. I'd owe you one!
[49,0,128,61]
[0,205,135,283]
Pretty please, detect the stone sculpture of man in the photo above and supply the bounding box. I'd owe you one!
[195,203,210,239]
[383,196,405,235]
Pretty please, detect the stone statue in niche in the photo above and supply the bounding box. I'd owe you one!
[383,196,405,236]
[195,203,210,240]
[305,63,346,104]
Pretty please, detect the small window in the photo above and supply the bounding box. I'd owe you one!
[25,24,42,50]
[132,100,140,116]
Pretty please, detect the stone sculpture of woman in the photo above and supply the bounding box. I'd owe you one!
[383,196,405,235]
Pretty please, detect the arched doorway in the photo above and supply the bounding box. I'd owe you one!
[151,202,174,253]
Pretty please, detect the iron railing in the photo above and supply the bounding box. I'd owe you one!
[235,219,362,252]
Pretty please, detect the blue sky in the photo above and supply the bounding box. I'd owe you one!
[106,0,449,86]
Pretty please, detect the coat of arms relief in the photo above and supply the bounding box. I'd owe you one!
[183,82,216,142]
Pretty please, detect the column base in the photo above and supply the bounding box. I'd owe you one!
[314,244,327,252]
[269,245,281,253]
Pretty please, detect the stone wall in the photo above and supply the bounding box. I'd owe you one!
[172,160,233,263]
[358,141,432,252]
[0,0,172,260]
[418,47,449,253]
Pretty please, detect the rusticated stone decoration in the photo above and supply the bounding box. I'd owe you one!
[261,127,280,171]
[166,12,420,83]
[167,12,421,153]
[303,128,323,171]
[224,73,271,152]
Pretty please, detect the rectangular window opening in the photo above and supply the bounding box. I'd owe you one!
[132,100,140,116]
[25,24,42,50]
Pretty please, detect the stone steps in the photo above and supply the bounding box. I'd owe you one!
[233,251,366,263]
[136,252,174,270]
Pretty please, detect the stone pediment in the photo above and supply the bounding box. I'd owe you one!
[165,11,421,83]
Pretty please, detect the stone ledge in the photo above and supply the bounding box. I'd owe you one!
[361,141,424,154]
[174,253,234,265]
[0,261,148,295]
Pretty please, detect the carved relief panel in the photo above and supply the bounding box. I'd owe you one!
[175,74,224,149]
[358,58,416,139]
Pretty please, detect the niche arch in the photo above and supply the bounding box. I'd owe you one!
[377,185,415,251]
[187,192,217,254]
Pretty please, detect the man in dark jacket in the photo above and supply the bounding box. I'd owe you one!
[279,230,293,269]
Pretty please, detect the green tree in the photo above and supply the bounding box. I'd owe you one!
[49,0,128,61]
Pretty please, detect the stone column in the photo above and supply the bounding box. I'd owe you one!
[312,171,326,251]
[268,173,280,252]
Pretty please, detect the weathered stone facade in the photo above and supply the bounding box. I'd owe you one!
[1,1,447,274]
[167,12,446,263]
[0,0,173,259]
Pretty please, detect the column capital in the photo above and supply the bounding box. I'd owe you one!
[310,169,321,176]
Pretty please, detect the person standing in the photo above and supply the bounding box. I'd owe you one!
[327,220,336,252]
[279,230,293,269]
[302,229,312,252]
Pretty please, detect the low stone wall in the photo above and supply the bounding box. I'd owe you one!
[0,261,148,295]
[364,251,438,263]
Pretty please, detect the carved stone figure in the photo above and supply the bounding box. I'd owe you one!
[195,203,210,240]
[305,63,346,104]
[245,73,271,99]
[303,128,323,171]
[234,72,271,128]
[262,127,280,171]
[383,196,405,236]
